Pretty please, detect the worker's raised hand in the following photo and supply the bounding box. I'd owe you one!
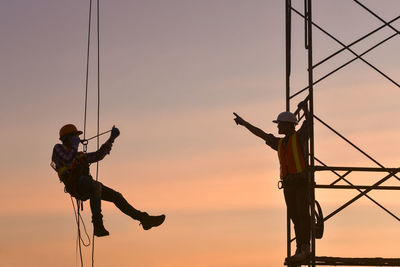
[233,112,245,126]
[110,125,120,142]
[297,99,309,112]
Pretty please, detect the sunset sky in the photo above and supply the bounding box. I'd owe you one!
[1,0,399,266]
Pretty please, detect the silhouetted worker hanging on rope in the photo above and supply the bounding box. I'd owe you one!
[51,124,165,237]
[233,100,311,262]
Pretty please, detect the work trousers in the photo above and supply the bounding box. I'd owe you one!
[283,174,311,248]
[75,175,143,222]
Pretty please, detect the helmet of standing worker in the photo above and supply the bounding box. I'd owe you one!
[273,111,298,125]
[59,124,83,140]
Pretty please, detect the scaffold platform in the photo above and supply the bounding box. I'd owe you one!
[285,256,400,266]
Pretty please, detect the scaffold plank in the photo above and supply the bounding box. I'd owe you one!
[285,257,400,266]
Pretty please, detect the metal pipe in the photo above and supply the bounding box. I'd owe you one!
[330,171,352,186]
[290,31,399,99]
[353,0,400,35]
[316,185,400,190]
[313,15,400,70]
[285,0,291,112]
[305,1,316,266]
[291,6,400,89]
[314,115,400,182]
[314,166,400,172]
[314,157,400,221]
[324,171,399,221]
[285,0,292,261]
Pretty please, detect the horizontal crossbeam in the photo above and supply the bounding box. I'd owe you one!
[285,256,400,266]
[314,115,400,182]
[324,171,398,221]
[316,184,400,190]
[314,166,400,172]
[314,157,400,221]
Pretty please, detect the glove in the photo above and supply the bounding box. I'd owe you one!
[110,126,120,142]
[297,100,308,110]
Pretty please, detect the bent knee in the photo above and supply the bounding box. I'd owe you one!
[115,191,123,200]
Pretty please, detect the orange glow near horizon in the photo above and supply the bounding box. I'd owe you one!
[2,0,400,266]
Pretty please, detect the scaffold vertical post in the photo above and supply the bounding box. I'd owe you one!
[305,0,316,266]
[286,0,292,112]
[285,0,292,263]
[282,1,400,266]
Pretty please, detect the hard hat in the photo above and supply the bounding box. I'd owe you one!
[59,124,83,140]
[273,111,298,124]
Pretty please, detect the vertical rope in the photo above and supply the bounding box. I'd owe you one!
[77,202,84,267]
[76,0,94,266]
[96,0,101,183]
[92,0,101,266]
[84,0,93,143]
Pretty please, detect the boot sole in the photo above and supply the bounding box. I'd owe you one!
[142,215,166,230]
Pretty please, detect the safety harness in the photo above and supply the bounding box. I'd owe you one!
[52,150,90,199]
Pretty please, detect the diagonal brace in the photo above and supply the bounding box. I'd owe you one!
[291,7,400,88]
[324,171,399,222]
[290,31,399,100]
[353,0,400,36]
[314,157,400,221]
[314,114,400,182]
[313,14,400,70]
[330,170,352,186]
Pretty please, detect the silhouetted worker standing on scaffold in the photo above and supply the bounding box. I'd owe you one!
[233,100,311,262]
[51,124,165,237]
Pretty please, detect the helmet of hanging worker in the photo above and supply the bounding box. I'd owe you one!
[273,111,298,125]
[59,124,83,140]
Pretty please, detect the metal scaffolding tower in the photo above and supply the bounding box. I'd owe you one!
[284,0,400,266]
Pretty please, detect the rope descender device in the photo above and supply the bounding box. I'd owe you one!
[81,139,89,153]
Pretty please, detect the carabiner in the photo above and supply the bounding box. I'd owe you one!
[277,180,283,190]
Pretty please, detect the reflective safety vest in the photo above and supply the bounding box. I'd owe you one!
[277,133,306,179]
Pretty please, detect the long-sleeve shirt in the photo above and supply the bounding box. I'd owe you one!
[51,141,112,171]
[265,119,309,160]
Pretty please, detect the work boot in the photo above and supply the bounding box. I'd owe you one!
[93,219,109,237]
[285,247,300,266]
[290,244,310,263]
[140,213,166,230]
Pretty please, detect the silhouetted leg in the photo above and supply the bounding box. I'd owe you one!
[77,175,109,237]
[101,184,145,220]
[90,184,103,222]
[284,186,301,249]
[286,182,311,262]
[100,184,166,230]
[295,184,310,247]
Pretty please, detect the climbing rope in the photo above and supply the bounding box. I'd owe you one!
[71,197,91,267]
[72,0,102,266]
[92,0,101,266]
[72,0,94,265]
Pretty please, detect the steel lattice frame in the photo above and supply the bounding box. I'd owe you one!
[284,1,400,266]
